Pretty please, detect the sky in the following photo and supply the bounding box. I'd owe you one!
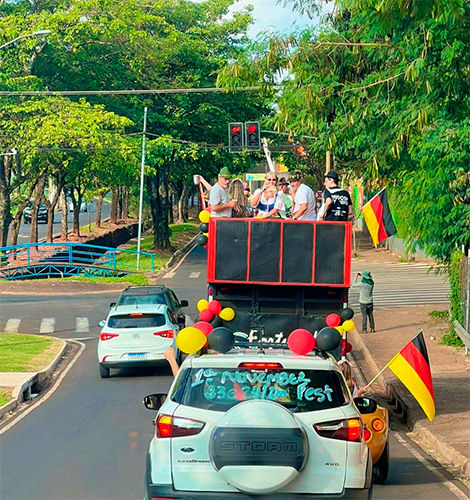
[192,0,316,37]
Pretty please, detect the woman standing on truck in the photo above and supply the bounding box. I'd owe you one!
[228,178,252,218]
[250,173,284,218]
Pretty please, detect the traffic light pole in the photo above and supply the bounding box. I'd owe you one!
[136,106,148,270]
[261,138,275,173]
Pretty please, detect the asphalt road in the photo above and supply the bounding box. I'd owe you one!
[12,201,111,244]
[0,246,468,500]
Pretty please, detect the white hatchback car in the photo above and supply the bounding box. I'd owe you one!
[97,304,179,378]
[143,347,373,499]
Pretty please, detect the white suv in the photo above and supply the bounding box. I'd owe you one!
[97,304,179,378]
[143,347,373,499]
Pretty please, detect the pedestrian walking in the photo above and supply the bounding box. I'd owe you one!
[353,271,376,333]
[209,167,238,217]
[289,170,317,220]
[319,171,353,222]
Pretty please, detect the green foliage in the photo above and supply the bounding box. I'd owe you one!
[442,249,464,347]
[429,310,448,319]
[0,390,13,407]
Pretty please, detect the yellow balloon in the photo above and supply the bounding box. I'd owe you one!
[219,307,235,321]
[342,320,355,332]
[176,327,207,354]
[335,326,344,335]
[199,211,211,224]
[197,299,209,312]
[203,233,208,237]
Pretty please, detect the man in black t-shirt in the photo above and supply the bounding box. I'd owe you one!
[318,171,353,222]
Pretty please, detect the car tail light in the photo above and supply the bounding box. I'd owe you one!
[364,428,371,441]
[314,418,363,442]
[153,330,174,338]
[151,498,175,500]
[100,332,119,341]
[372,418,385,432]
[156,414,205,438]
[238,362,284,370]
[130,312,143,317]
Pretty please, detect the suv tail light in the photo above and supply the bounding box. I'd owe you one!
[364,428,371,441]
[100,332,119,341]
[238,362,284,370]
[314,418,363,442]
[156,414,205,438]
[153,330,174,338]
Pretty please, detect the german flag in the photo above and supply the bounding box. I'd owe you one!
[362,188,397,247]
[387,331,435,421]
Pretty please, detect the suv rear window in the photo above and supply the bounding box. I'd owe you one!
[119,294,167,306]
[107,313,166,328]
[172,367,347,413]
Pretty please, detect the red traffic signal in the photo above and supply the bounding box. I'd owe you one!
[228,122,243,152]
[245,121,260,151]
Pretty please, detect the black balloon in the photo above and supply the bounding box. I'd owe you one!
[340,307,354,321]
[316,327,341,352]
[208,327,234,353]
[210,315,222,328]
[196,233,208,246]
[199,222,209,233]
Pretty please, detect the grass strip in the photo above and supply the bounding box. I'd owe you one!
[0,333,63,372]
[0,389,13,406]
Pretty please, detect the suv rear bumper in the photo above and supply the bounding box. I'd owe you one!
[146,485,371,500]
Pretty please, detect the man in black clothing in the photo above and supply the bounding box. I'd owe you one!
[319,171,353,222]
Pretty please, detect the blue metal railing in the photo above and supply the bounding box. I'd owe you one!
[0,242,156,276]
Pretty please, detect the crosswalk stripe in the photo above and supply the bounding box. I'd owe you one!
[75,317,89,333]
[189,272,201,279]
[39,318,56,334]
[4,319,21,333]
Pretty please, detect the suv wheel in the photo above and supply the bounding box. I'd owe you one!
[99,364,110,378]
[373,440,389,484]
[209,400,308,495]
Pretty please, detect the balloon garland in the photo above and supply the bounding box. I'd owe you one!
[197,210,211,249]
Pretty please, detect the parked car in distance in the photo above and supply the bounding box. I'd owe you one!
[143,348,373,499]
[67,198,88,212]
[98,303,180,378]
[23,202,48,224]
[111,285,189,328]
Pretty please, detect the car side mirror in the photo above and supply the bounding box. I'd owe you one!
[180,300,189,308]
[143,393,167,411]
[354,397,378,414]
[109,302,116,308]
[98,320,105,328]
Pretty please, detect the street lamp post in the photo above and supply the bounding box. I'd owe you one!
[0,29,51,50]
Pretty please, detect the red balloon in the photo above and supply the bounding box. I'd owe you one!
[346,342,353,353]
[203,243,209,250]
[287,329,315,356]
[208,300,222,316]
[199,309,213,322]
[326,313,341,327]
[193,321,213,337]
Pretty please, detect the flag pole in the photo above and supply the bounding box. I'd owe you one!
[364,352,400,388]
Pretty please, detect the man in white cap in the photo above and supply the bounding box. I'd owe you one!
[289,170,316,220]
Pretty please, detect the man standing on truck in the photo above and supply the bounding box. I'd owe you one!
[289,170,317,220]
[210,167,238,217]
[318,171,354,222]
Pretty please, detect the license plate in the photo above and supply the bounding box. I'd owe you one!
[128,353,148,360]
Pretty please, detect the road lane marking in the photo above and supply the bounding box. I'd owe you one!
[162,272,175,279]
[394,432,469,500]
[75,317,89,333]
[5,319,21,333]
[39,318,55,334]
[0,340,85,435]
[189,272,201,279]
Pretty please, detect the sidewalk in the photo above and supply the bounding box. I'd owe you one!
[350,236,470,480]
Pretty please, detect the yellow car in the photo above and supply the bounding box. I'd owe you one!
[355,397,390,484]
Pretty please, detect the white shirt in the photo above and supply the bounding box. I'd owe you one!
[252,189,284,217]
[293,183,317,220]
[209,184,232,218]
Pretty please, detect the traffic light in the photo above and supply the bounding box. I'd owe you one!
[245,121,261,151]
[228,122,243,152]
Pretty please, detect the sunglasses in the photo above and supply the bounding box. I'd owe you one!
[266,178,276,181]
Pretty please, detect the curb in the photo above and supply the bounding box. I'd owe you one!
[166,234,198,270]
[350,328,470,479]
[0,338,67,421]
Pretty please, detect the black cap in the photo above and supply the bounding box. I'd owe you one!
[325,171,339,182]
